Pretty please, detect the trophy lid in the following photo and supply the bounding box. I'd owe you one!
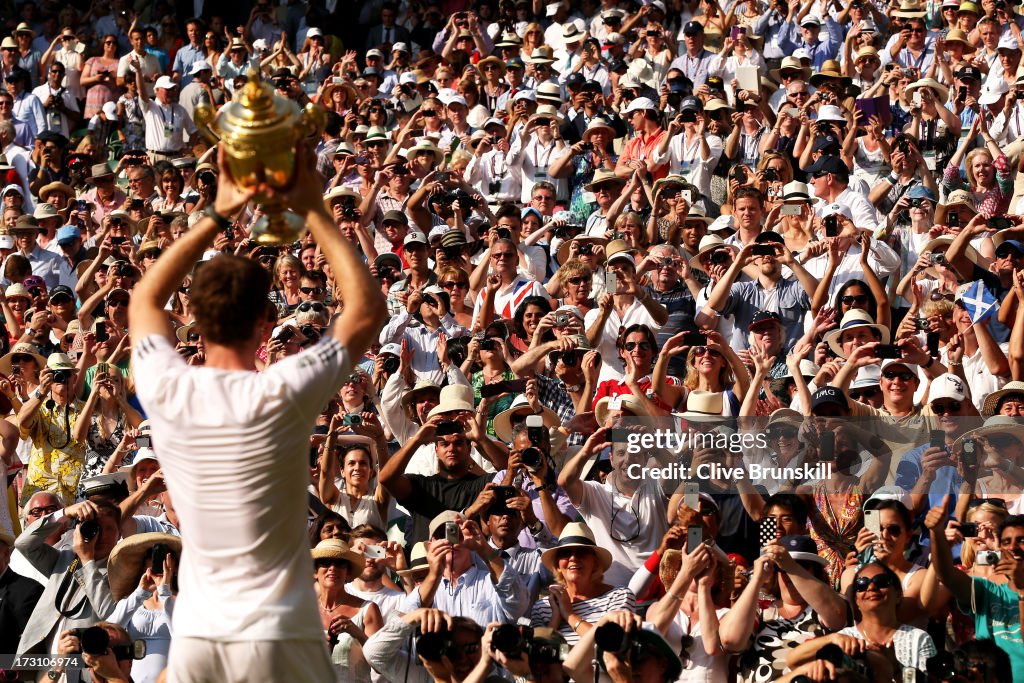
[217,68,298,133]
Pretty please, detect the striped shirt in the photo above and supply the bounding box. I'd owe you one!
[530,586,636,645]
[471,275,548,327]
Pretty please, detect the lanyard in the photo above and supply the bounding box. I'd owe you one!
[532,139,555,169]
[488,150,507,177]
[156,104,175,128]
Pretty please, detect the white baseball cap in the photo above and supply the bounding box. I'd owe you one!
[189,60,212,75]
[930,373,967,403]
[622,97,657,113]
[820,202,853,221]
[155,75,177,90]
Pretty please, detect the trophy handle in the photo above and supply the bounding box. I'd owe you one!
[193,104,221,145]
[296,103,327,140]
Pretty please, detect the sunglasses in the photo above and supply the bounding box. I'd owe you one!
[849,387,881,401]
[882,370,914,382]
[567,275,591,285]
[300,287,324,295]
[854,573,896,591]
[440,280,467,289]
[107,299,129,307]
[841,294,869,306]
[11,354,35,364]
[314,559,349,569]
[692,346,721,358]
[878,524,904,536]
[623,341,652,351]
[298,301,326,313]
[931,400,962,414]
[491,251,515,260]
[768,427,799,439]
[969,497,1006,508]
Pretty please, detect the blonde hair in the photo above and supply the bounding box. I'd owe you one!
[965,147,992,188]
[960,503,1009,569]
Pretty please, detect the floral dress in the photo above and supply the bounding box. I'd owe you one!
[809,482,864,589]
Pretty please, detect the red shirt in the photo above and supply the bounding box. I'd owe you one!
[592,374,678,413]
[620,128,669,180]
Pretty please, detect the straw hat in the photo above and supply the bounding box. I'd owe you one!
[400,380,441,411]
[584,168,625,192]
[769,56,811,83]
[905,78,949,105]
[408,139,443,164]
[594,393,649,425]
[541,522,613,573]
[688,234,738,273]
[955,414,1024,450]
[0,342,46,375]
[809,60,849,86]
[426,384,476,419]
[944,29,975,52]
[677,390,724,421]
[582,117,616,142]
[107,532,182,600]
[982,381,1024,417]
[491,394,560,443]
[920,235,980,278]
[823,310,890,358]
[556,234,608,266]
[893,0,927,17]
[397,541,429,577]
[311,539,366,575]
[525,46,556,64]
[528,104,564,126]
[319,80,360,109]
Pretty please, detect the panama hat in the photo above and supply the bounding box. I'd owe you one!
[556,234,608,265]
[491,394,560,443]
[582,117,616,142]
[541,522,612,573]
[955,414,1024,450]
[769,56,812,82]
[824,310,890,358]
[401,379,441,410]
[584,168,626,192]
[677,390,724,422]
[107,532,182,600]
[397,541,429,577]
[426,384,476,419]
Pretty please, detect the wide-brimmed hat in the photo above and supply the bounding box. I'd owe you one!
[824,310,890,358]
[86,163,115,183]
[906,78,949,104]
[477,55,506,75]
[594,393,649,425]
[944,29,975,51]
[921,235,980,278]
[769,56,812,83]
[556,234,608,265]
[893,0,927,17]
[935,189,978,224]
[982,381,1024,417]
[400,379,441,410]
[955,414,1024,451]
[779,535,828,566]
[492,394,560,443]
[107,532,182,600]
[541,522,613,573]
[525,46,556,64]
[426,384,476,418]
[311,539,366,575]
[319,80,359,108]
[0,342,46,375]
[409,139,443,164]
[809,60,849,87]
[13,22,35,37]
[677,390,724,421]
[38,182,75,201]
[397,541,429,577]
[688,234,738,273]
[585,168,626,192]
[582,117,616,142]
[118,447,158,492]
[528,104,564,126]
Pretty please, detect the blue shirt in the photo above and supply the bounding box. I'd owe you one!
[895,443,965,511]
[780,18,843,70]
[172,44,206,87]
[400,559,528,624]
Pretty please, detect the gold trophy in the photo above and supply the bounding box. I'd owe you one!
[194,69,326,245]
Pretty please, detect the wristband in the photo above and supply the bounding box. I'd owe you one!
[886,173,899,185]
[204,206,232,230]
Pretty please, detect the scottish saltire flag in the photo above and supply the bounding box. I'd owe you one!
[958,280,998,325]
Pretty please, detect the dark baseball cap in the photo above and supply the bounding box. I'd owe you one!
[811,386,848,411]
[683,21,704,36]
[956,65,982,82]
[806,155,849,176]
[748,311,783,331]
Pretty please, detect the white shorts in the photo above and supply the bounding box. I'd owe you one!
[167,638,334,683]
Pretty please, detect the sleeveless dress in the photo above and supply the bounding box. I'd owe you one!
[809,483,864,589]
[330,602,371,683]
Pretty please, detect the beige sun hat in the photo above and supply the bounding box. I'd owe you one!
[106,532,182,600]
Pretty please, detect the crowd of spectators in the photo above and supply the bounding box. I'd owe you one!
[0,0,1023,681]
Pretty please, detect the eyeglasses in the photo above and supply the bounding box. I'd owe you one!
[440,280,467,289]
[104,40,118,45]
[854,573,896,592]
[882,370,914,382]
[623,341,652,351]
[298,301,326,313]
[532,194,554,202]
[28,504,60,517]
[300,287,324,295]
[849,387,880,401]
[789,90,810,97]
[931,400,962,414]
[491,251,515,260]
[841,294,869,306]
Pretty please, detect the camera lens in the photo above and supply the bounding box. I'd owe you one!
[521,446,543,469]
[415,630,451,661]
[492,624,529,656]
[79,626,110,656]
[382,356,400,373]
[594,623,631,655]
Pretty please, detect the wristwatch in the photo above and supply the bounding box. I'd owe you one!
[32,388,44,400]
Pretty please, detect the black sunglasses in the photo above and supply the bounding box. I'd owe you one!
[841,294,869,306]
[854,573,896,592]
[298,301,326,313]
[882,370,914,382]
[931,401,962,415]
[300,286,324,295]
[623,341,651,351]
[849,387,881,401]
